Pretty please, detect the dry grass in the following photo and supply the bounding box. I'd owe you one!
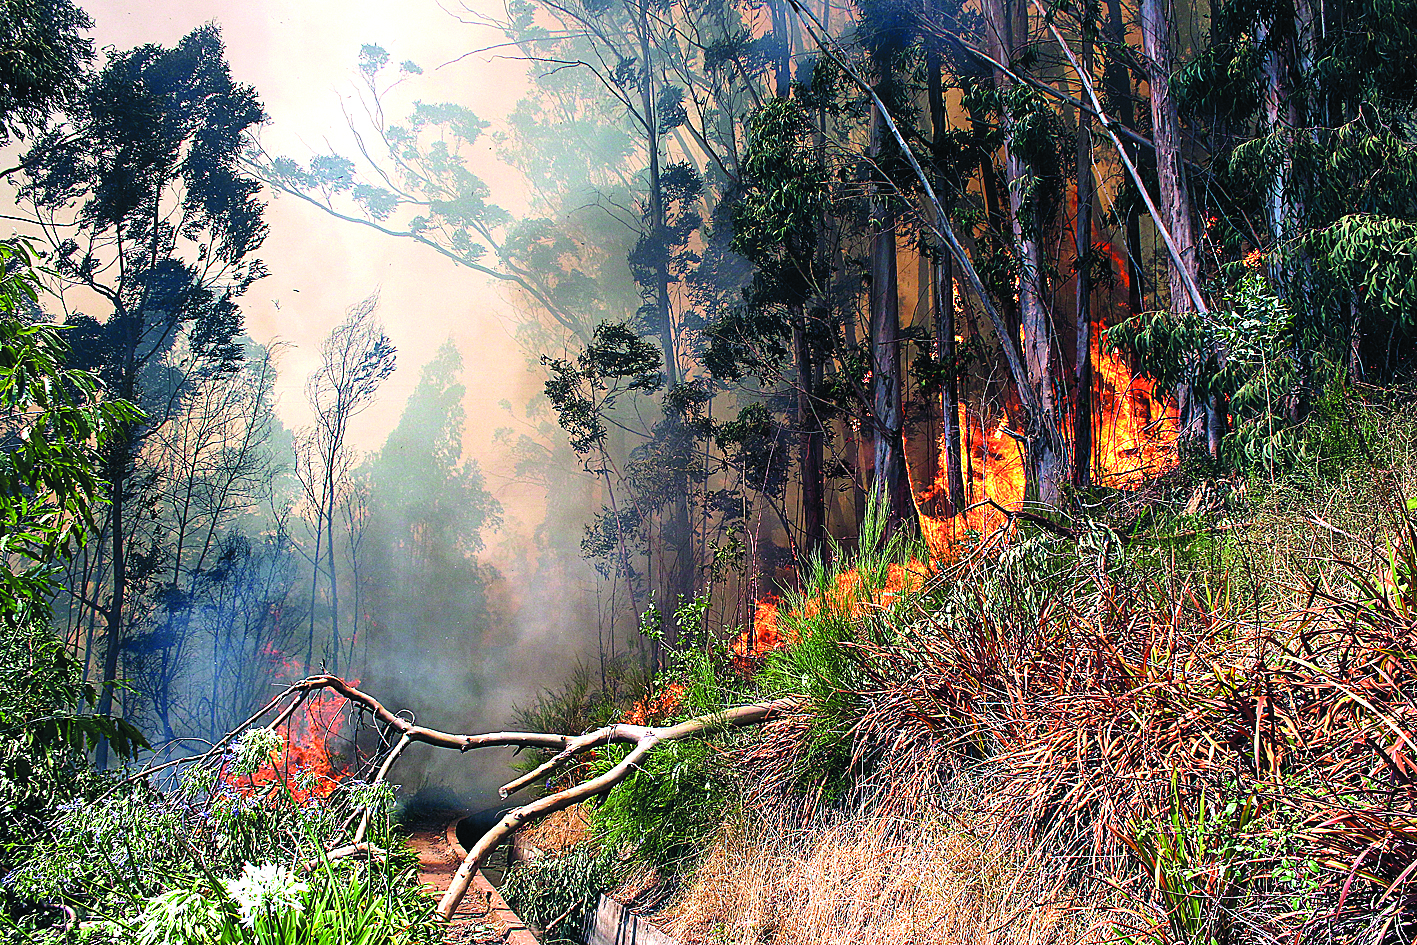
[512,807,590,862]
[653,781,1117,945]
[703,404,1417,943]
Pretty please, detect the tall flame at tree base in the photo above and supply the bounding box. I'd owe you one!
[915,340,1178,556]
[751,343,1177,655]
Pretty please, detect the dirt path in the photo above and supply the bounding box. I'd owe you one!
[404,812,538,944]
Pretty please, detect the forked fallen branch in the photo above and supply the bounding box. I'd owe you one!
[130,675,796,921]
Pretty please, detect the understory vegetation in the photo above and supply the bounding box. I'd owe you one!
[3,729,441,943]
[504,394,1417,945]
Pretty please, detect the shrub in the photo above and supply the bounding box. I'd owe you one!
[4,763,436,944]
[502,845,623,945]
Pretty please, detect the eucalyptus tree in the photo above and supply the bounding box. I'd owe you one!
[296,294,395,678]
[128,342,286,742]
[0,0,93,144]
[14,26,267,765]
[707,99,835,558]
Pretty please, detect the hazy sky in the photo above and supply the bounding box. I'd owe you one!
[83,0,540,475]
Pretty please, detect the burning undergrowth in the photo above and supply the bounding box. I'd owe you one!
[724,420,1417,943]
[220,688,361,804]
[502,400,1417,945]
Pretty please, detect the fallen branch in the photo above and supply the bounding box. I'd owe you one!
[436,698,797,920]
[98,686,307,800]
[161,675,798,923]
[352,731,413,845]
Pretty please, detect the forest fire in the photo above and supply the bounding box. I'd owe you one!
[747,562,929,658]
[731,597,789,661]
[1090,342,1180,489]
[221,650,358,802]
[751,342,1179,646]
[622,683,689,725]
[915,336,1178,557]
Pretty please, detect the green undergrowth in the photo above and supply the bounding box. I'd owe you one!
[500,845,622,945]
[2,761,437,945]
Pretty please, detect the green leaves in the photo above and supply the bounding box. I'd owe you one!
[1312,214,1417,331]
[0,239,144,862]
[542,321,663,456]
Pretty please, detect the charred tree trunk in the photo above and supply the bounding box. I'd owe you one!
[94,447,128,770]
[771,0,793,98]
[869,92,915,534]
[95,304,141,770]
[1103,0,1144,317]
[1073,16,1096,489]
[794,316,825,556]
[928,42,965,515]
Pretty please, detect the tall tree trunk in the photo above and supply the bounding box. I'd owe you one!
[95,308,141,769]
[1073,16,1096,489]
[986,0,1063,504]
[967,89,1018,341]
[306,482,324,674]
[869,93,914,533]
[1261,0,1316,423]
[326,481,340,678]
[94,452,128,770]
[927,40,965,515]
[1103,0,1144,317]
[1141,0,1211,455]
[794,316,825,556]
[771,0,792,98]
[638,0,693,622]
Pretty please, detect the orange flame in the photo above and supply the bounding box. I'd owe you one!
[915,330,1177,558]
[224,653,358,804]
[748,561,928,659]
[622,682,688,725]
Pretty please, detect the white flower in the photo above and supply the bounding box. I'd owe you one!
[223,862,309,928]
